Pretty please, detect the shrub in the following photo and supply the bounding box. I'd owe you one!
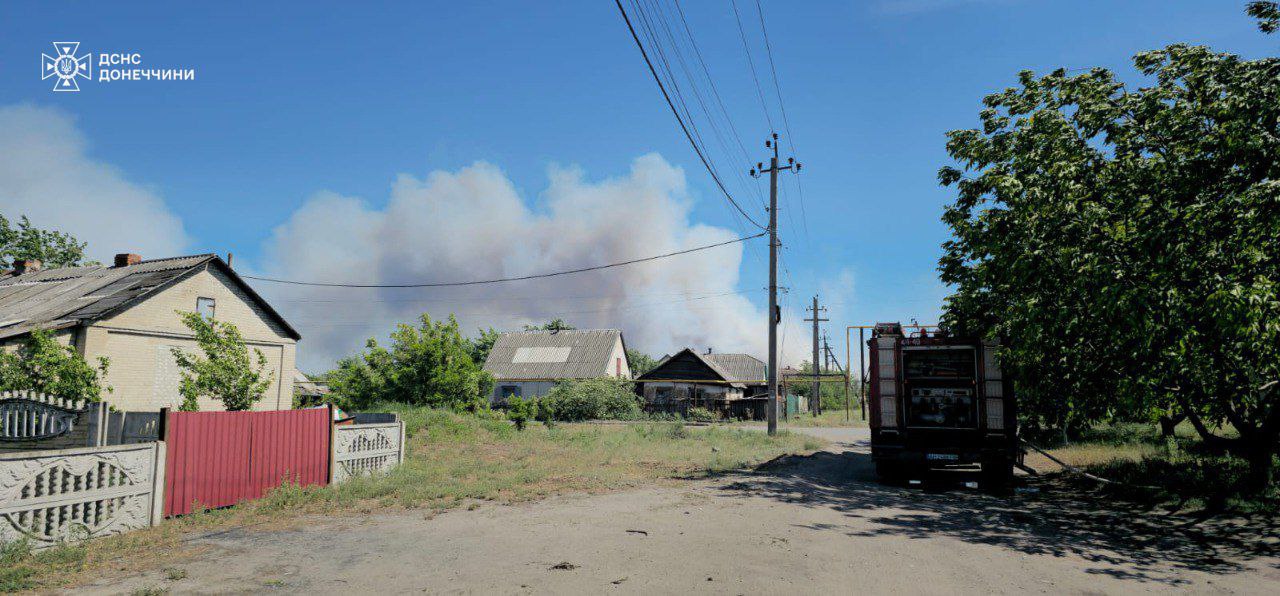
[506,396,537,431]
[685,407,720,424]
[542,378,642,421]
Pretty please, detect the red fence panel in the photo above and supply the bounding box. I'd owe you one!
[163,408,331,516]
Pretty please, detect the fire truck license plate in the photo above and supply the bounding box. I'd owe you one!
[926,453,959,461]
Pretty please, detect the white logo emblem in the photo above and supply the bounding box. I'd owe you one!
[42,42,92,92]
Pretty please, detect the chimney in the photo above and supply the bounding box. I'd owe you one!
[705,347,713,355]
[114,253,142,267]
[12,259,42,275]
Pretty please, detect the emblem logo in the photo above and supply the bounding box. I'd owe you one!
[42,42,92,92]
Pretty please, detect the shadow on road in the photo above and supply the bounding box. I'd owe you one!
[722,442,1279,586]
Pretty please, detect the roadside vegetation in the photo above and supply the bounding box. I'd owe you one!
[0,407,822,593]
[1029,422,1278,514]
[939,2,1280,495]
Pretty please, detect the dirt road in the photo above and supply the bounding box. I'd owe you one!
[83,428,1280,595]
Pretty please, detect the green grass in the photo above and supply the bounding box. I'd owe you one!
[260,410,824,511]
[1,407,823,593]
[779,408,867,428]
[1027,421,1278,514]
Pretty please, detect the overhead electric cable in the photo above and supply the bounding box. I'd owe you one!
[730,0,774,132]
[615,0,765,230]
[753,0,810,244]
[241,232,764,288]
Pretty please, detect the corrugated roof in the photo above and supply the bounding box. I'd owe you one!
[703,353,766,382]
[483,329,625,380]
[0,254,300,340]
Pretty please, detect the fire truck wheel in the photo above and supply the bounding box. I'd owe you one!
[980,457,1013,489]
[875,461,907,485]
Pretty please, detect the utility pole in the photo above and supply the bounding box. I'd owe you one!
[804,296,827,415]
[751,133,799,436]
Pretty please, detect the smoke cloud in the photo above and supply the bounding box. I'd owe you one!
[259,155,809,372]
[0,104,189,260]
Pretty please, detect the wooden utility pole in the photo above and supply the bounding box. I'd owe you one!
[751,133,799,436]
[804,295,827,415]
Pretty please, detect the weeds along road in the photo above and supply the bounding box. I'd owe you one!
[84,427,1280,595]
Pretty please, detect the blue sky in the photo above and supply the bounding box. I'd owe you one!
[0,1,1273,369]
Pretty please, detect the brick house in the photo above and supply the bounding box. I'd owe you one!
[0,253,300,411]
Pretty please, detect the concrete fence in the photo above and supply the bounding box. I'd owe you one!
[0,442,166,548]
[332,422,406,484]
[0,414,404,550]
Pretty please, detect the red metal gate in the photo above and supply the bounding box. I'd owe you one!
[163,408,330,516]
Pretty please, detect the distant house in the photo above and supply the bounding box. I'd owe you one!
[636,349,768,420]
[482,329,631,404]
[0,253,300,411]
[293,372,331,407]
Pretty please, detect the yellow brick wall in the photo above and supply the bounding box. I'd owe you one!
[88,265,297,412]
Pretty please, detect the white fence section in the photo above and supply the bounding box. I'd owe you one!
[0,442,165,548]
[0,391,90,441]
[331,422,406,483]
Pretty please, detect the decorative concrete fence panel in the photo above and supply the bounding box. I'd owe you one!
[332,422,406,484]
[0,391,94,451]
[0,442,165,548]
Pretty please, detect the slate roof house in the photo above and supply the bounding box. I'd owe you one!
[636,348,768,420]
[0,253,300,412]
[482,329,631,405]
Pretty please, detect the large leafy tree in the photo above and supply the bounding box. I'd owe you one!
[626,349,658,377]
[171,312,274,411]
[327,314,493,410]
[0,215,91,270]
[938,16,1280,488]
[0,329,110,402]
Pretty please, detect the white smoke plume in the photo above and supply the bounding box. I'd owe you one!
[0,104,189,260]
[258,154,810,372]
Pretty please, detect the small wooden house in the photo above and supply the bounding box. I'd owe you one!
[636,348,767,420]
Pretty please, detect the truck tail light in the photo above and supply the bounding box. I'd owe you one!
[876,339,898,427]
[986,398,1004,430]
[880,395,898,427]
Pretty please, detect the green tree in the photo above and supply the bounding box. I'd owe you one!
[0,329,110,401]
[468,327,501,365]
[937,22,1280,487]
[171,312,274,411]
[523,319,575,332]
[327,314,494,411]
[626,349,659,377]
[1250,1,1279,33]
[0,215,91,270]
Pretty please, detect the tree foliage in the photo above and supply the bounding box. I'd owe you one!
[626,349,659,377]
[0,215,90,270]
[468,327,501,365]
[1250,1,1280,33]
[937,34,1280,486]
[171,312,274,411]
[326,314,494,411]
[523,319,575,332]
[0,329,110,402]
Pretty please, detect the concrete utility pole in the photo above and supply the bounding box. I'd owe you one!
[804,296,828,415]
[751,133,799,436]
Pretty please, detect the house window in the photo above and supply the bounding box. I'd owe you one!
[500,385,522,400]
[196,297,216,318]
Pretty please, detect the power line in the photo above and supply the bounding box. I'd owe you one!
[753,0,810,245]
[241,232,764,288]
[730,0,774,133]
[614,0,765,230]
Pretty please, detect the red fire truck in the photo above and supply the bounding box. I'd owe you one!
[868,322,1018,487]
